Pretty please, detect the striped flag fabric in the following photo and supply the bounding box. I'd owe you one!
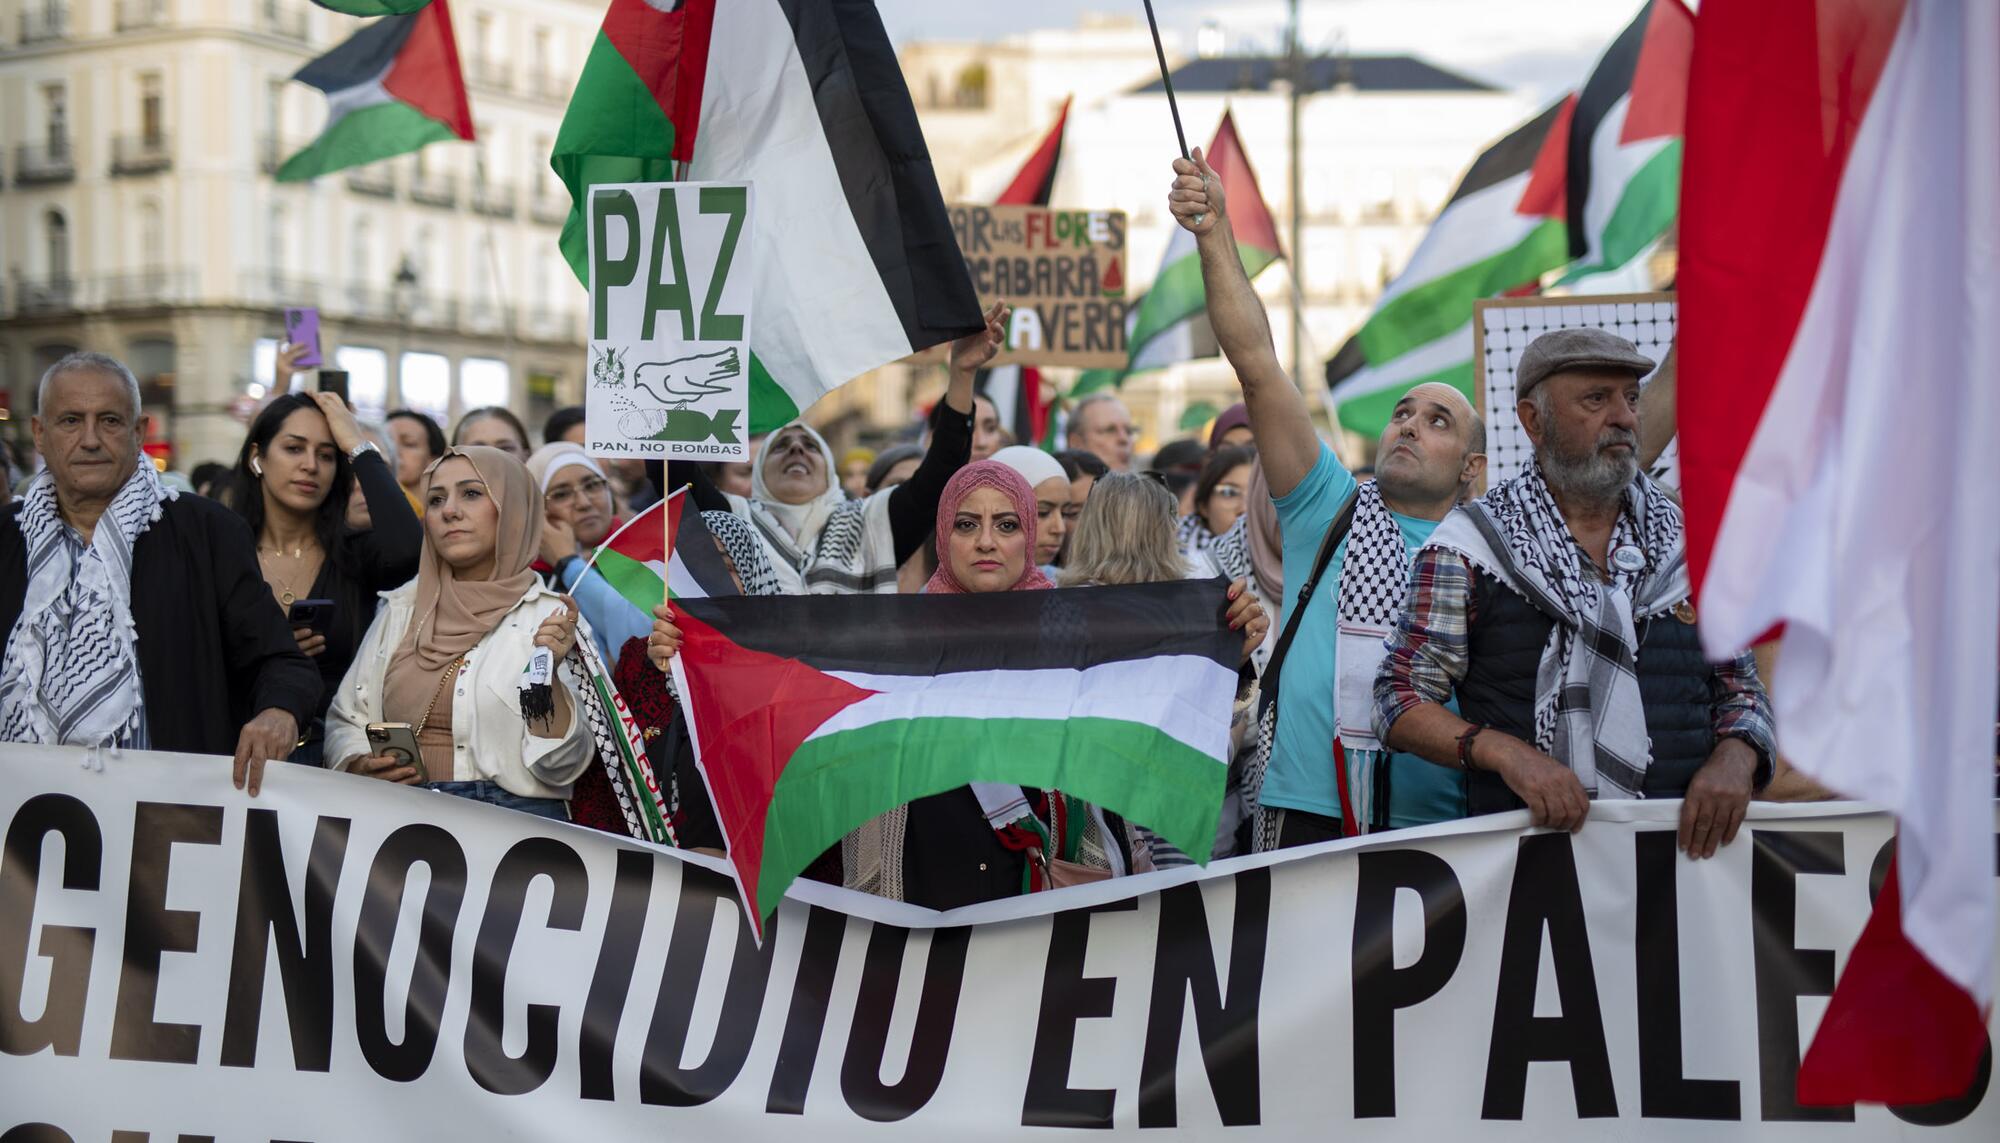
[583,488,737,611]
[1324,96,1574,436]
[668,580,1239,933]
[1076,111,1280,394]
[309,0,431,14]
[551,0,984,433]
[1679,0,1996,1105]
[979,97,1071,448]
[276,0,473,183]
[1558,0,1692,287]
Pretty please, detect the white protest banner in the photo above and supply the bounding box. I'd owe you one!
[2,746,1994,1140]
[586,181,754,460]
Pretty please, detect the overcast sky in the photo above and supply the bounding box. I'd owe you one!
[874,0,1650,103]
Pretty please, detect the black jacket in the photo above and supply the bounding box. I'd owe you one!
[294,451,423,724]
[0,490,321,755]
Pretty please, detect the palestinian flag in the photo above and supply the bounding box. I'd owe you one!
[583,487,738,610]
[1323,96,1574,436]
[1679,0,1994,1105]
[276,0,473,183]
[979,97,1071,448]
[668,580,1239,933]
[1559,0,1693,286]
[310,0,431,15]
[1075,111,1281,394]
[551,0,984,433]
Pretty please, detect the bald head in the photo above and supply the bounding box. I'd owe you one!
[1373,382,1486,513]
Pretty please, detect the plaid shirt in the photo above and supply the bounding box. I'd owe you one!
[1373,546,1776,764]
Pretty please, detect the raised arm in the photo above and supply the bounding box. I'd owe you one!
[885,302,1008,562]
[1168,148,1319,496]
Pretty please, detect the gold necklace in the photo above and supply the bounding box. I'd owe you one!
[258,539,322,607]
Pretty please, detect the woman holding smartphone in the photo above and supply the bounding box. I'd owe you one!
[325,446,594,820]
[226,390,423,764]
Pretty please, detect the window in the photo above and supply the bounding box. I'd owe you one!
[251,337,280,397]
[459,357,509,409]
[350,216,373,289]
[137,200,163,272]
[268,204,287,288]
[43,83,67,152]
[398,351,450,422]
[337,346,390,420]
[533,134,551,196]
[45,210,69,280]
[266,78,285,141]
[474,13,493,63]
[139,72,164,143]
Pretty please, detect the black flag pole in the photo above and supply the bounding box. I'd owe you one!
[1140,0,1203,223]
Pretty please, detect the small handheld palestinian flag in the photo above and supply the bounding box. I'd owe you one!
[581,487,739,609]
[668,580,1240,939]
[277,0,473,183]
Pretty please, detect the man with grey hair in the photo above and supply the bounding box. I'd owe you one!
[1170,149,1488,846]
[0,351,317,794]
[1375,328,1777,858]
[1064,392,1136,472]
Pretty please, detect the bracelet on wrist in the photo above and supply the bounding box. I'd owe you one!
[1456,723,1488,772]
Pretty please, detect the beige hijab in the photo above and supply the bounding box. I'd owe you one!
[392,445,543,676]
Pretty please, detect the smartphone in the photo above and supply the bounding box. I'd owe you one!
[316,369,350,404]
[287,598,335,633]
[365,722,423,768]
[282,307,322,369]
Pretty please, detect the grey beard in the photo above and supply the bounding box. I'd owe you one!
[1539,444,1637,507]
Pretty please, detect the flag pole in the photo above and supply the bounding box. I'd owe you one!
[1139,0,1202,225]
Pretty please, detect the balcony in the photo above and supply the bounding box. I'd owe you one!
[408,172,458,208]
[19,3,69,44]
[101,269,191,308]
[526,306,581,342]
[467,57,513,92]
[17,276,78,314]
[470,180,516,218]
[407,294,459,329]
[466,297,505,332]
[116,0,167,32]
[529,191,570,227]
[258,0,307,43]
[111,133,173,176]
[346,165,395,198]
[526,68,570,104]
[15,141,76,185]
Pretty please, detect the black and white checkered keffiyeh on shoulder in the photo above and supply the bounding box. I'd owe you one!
[0,463,174,747]
[1425,464,1688,799]
[701,509,782,597]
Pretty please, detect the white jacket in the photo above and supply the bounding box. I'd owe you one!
[327,579,594,799]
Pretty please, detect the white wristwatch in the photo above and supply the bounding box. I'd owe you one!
[349,440,382,461]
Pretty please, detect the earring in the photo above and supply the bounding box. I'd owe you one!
[250,458,263,478]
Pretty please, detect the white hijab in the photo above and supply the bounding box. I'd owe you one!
[734,422,900,595]
[748,423,842,541]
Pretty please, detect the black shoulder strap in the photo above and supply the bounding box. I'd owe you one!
[1261,486,1358,697]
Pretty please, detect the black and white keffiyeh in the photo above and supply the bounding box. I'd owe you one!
[1425,464,1688,798]
[1332,481,1418,828]
[1176,512,1218,561]
[0,463,174,747]
[701,510,782,598]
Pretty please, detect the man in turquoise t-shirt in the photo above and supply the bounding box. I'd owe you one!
[1169,148,1488,847]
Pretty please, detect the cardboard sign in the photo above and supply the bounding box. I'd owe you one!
[586,182,755,460]
[949,204,1129,368]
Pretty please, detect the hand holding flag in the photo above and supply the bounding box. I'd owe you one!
[1169,146,1225,236]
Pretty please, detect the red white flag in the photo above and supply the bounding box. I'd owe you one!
[1679,0,1997,1105]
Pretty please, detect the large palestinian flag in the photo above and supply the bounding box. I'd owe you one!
[669,580,1239,933]
[1559,0,1693,286]
[276,0,473,183]
[1679,0,1995,1106]
[551,0,984,433]
[1074,111,1282,395]
[1324,96,1574,436]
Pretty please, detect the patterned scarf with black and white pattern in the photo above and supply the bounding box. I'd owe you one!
[1424,464,1687,798]
[0,463,174,747]
[1332,480,1419,829]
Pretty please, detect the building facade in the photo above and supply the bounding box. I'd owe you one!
[0,0,597,467]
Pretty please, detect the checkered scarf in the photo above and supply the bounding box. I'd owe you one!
[1333,481,1416,828]
[0,463,173,747]
[1425,464,1687,798]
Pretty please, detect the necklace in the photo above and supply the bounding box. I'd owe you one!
[258,538,323,608]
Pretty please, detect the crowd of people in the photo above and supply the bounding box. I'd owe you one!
[0,156,1818,916]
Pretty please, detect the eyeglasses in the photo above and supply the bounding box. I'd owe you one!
[1210,484,1245,501]
[545,475,610,507]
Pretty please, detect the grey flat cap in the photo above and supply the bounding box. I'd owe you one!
[1515,327,1656,398]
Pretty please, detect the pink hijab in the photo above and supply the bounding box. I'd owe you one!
[924,461,1055,594]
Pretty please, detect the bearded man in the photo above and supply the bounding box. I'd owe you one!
[1373,329,1776,858]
